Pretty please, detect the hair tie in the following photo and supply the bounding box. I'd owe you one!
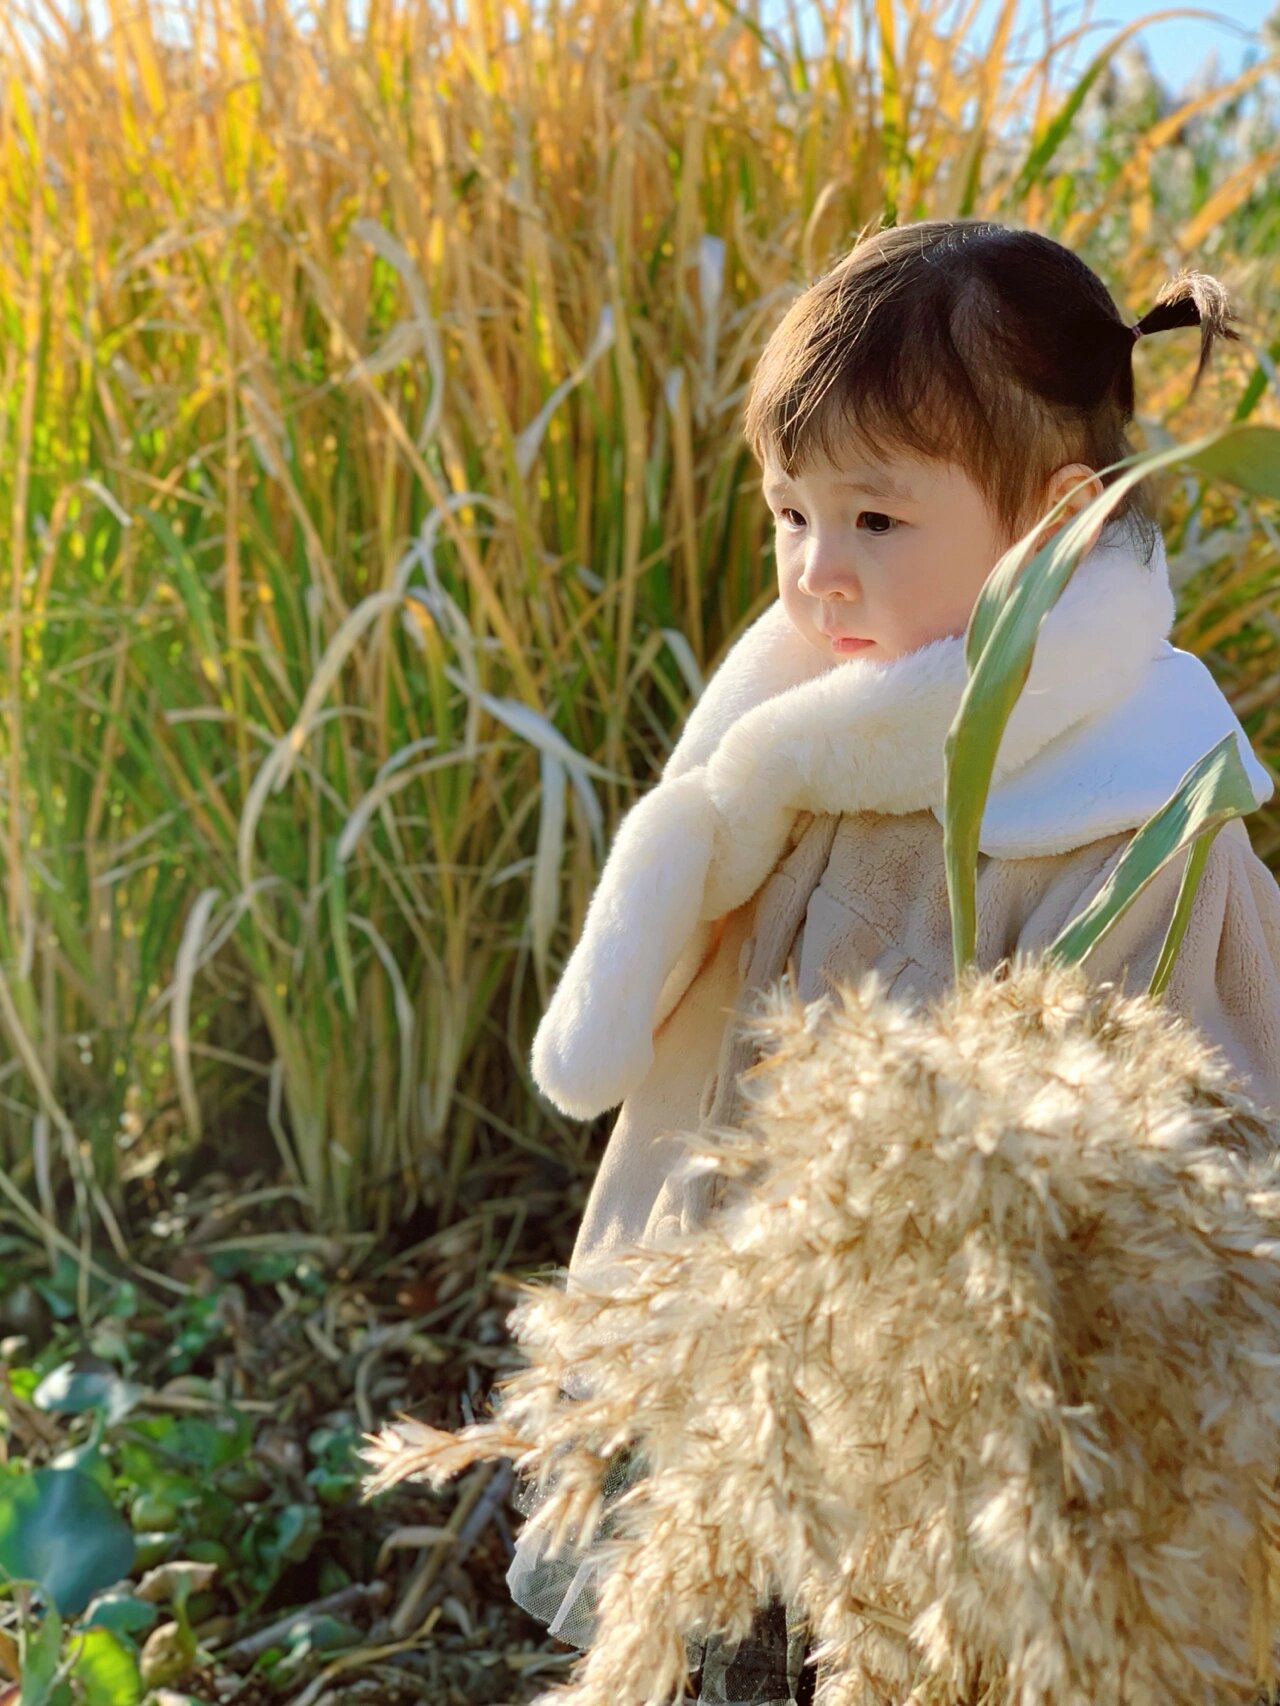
[1131,321,1145,341]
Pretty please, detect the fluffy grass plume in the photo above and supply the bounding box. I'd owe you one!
[362,955,1280,1706]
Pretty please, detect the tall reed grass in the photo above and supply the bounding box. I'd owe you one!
[0,0,1276,1238]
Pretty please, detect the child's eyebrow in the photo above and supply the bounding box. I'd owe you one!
[763,468,916,504]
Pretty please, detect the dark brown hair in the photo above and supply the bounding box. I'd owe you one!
[742,218,1243,557]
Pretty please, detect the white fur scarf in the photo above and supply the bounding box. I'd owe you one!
[532,522,1274,1119]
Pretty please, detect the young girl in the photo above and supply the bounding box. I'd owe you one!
[506,218,1280,1704]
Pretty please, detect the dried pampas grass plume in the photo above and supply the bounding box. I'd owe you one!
[361,954,1280,1706]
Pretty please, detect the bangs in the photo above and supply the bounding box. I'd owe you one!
[741,220,1126,546]
[751,313,995,487]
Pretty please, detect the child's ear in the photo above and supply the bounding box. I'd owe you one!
[1026,463,1105,556]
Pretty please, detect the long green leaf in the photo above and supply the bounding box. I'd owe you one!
[1146,828,1220,998]
[967,423,1280,669]
[944,423,1280,979]
[1045,733,1255,972]
[1182,423,1280,500]
[1010,10,1261,198]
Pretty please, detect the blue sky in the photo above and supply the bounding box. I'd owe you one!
[23,0,1280,97]
[982,0,1277,91]
[756,0,1278,95]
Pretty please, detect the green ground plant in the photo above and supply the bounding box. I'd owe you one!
[0,1240,381,1702]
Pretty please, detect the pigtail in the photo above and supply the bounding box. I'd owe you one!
[1133,270,1243,396]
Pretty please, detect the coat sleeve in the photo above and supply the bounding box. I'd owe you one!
[1045,815,1280,1122]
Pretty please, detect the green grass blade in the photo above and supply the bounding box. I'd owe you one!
[1146,827,1220,999]
[945,423,1280,980]
[1183,423,1280,500]
[1009,9,1257,198]
[946,500,1120,981]
[1232,338,1280,423]
[1045,733,1256,971]
[1011,45,1113,198]
[966,423,1280,669]
[327,835,358,1020]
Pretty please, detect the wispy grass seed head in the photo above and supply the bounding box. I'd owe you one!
[364,955,1280,1706]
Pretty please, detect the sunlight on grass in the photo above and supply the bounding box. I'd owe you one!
[0,0,1276,1235]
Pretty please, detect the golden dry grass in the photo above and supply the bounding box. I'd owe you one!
[0,0,1275,1239]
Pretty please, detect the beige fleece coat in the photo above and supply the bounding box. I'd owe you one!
[568,807,1280,1285]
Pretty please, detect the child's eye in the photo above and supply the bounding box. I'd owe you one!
[776,508,900,535]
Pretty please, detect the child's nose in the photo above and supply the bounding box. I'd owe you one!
[797,551,863,604]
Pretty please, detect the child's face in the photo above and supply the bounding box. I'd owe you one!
[764,447,1084,665]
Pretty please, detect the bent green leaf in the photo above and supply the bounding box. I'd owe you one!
[1044,733,1255,978]
[945,423,1279,980]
